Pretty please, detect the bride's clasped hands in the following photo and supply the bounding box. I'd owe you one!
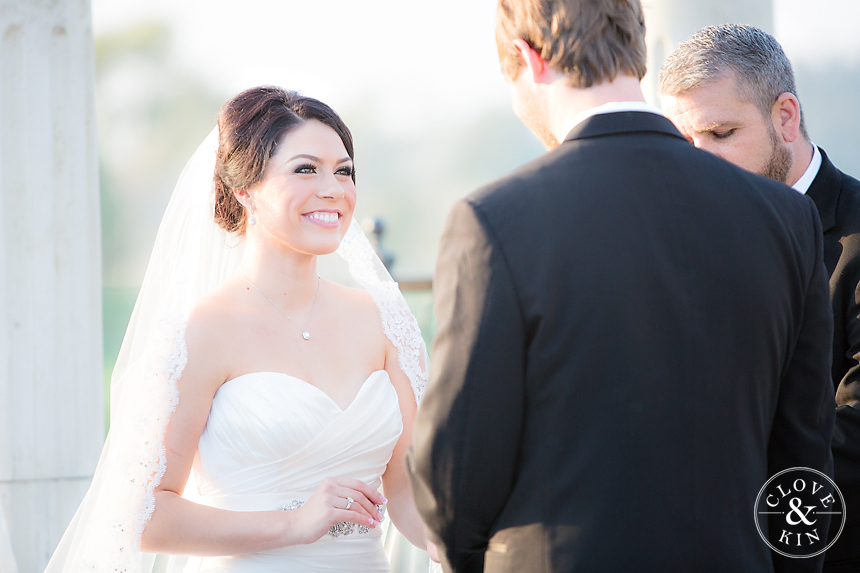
[285,477,388,544]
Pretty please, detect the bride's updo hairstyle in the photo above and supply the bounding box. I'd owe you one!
[213,86,355,235]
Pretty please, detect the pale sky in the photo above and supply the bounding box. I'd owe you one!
[775,0,860,66]
[92,0,860,135]
[92,0,510,135]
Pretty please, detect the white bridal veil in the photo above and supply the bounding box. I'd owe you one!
[45,128,430,572]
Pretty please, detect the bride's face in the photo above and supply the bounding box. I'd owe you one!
[247,119,356,255]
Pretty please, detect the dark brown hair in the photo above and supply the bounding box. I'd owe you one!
[213,86,355,234]
[496,0,647,88]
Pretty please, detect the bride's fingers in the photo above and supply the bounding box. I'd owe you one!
[334,478,387,506]
[331,508,378,529]
[332,488,380,522]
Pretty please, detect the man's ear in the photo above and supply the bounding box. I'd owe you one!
[511,39,552,84]
[772,92,802,144]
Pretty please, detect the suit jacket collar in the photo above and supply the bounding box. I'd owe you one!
[806,147,841,232]
[563,111,688,143]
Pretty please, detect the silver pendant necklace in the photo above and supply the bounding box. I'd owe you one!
[241,273,321,341]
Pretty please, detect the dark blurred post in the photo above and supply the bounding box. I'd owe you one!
[0,1,103,571]
[363,217,433,290]
[641,0,773,103]
[362,217,396,273]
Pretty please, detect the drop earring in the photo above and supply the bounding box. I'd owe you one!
[248,207,256,225]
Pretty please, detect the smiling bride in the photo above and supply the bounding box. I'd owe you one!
[45,87,435,573]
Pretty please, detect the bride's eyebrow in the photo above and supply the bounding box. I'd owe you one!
[287,154,320,162]
[286,154,352,164]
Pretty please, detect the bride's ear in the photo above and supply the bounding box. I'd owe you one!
[232,188,253,211]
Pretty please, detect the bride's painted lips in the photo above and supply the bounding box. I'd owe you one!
[303,209,341,228]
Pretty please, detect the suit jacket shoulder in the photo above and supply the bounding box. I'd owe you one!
[807,147,860,239]
[466,112,817,263]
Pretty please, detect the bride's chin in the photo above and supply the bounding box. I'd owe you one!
[310,244,342,256]
[259,228,346,257]
[293,237,344,257]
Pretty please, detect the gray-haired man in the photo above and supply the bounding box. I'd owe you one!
[659,24,860,571]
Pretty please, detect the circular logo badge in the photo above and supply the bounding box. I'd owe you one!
[754,467,846,558]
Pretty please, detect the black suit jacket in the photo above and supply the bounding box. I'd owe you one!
[408,112,835,573]
[810,148,860,571]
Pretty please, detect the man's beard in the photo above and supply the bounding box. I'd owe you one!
[523,111,559,149]
[514,85,559,149]
[759,124,792,184]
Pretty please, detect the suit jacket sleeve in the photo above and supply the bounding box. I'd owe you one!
[835,259,860,406]
[407,199,526,573]
[833,268,860,474]
[830,224,860,563]
[768,198,836,573]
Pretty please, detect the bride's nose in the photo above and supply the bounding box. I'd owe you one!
[316,172,346,200]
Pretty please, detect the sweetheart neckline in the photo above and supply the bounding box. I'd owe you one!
[219,369,389,413]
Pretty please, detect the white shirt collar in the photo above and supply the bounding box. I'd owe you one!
[563,101,665,139]
[791,144,821,195]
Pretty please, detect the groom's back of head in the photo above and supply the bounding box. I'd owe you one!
[495,0,648,84]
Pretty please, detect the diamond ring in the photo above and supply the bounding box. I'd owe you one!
[345,496,354,510]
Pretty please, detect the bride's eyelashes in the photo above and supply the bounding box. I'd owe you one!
[295,163,318,174]
[293,164,354,178]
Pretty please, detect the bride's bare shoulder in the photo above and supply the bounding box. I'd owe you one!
[181,277,249,387]
[324,279,374,301]
[324,280,382,325]
[187,278,247,333]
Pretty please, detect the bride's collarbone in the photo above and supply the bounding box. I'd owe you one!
[200,279,387,399]
[224,332,383,389]
[221,321,386,401]
[236,311,384,363]
[232,279,381,341]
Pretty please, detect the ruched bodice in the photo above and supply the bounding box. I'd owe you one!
[191,370,403,572]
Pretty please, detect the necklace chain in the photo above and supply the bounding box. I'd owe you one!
[240,273,321,341]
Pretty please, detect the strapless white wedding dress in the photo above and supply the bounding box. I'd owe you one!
[190,369,403,572]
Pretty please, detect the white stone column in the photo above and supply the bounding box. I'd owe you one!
[641,0,774,104]
[0,504,18,573]
[0,1,103,572]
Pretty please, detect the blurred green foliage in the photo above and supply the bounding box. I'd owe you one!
[96,21,226,288]
[95,21,171,70]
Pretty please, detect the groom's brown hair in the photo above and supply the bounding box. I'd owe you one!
[496,0,647,88]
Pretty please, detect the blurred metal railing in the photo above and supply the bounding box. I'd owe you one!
[362,217,432,291]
